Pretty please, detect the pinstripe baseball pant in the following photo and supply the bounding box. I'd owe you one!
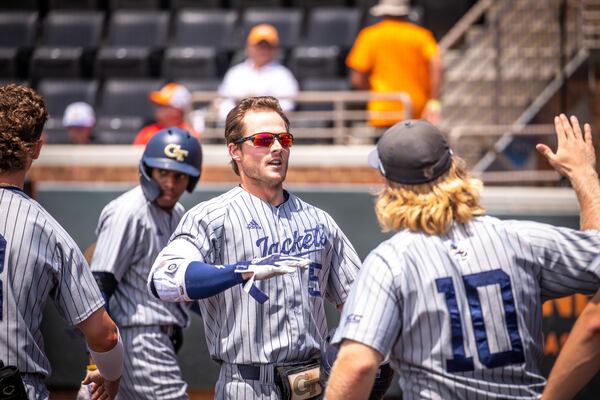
[117,325,188,400]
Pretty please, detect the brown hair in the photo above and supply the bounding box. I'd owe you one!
[375,157,485,236]
[224,96,289,176]
[0,85,48,173]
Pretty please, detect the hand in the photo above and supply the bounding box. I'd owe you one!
[81,369,120,400]
[536,114,596,179]
[234,254,312,281]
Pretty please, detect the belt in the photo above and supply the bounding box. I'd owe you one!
[237,364,262,381]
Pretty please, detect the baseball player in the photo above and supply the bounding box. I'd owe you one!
[88,127,201,399]
[148,96,361,399]
[325,116,600,399]
[0,84,123,399]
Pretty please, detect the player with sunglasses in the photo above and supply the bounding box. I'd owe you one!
[148,96,361,399]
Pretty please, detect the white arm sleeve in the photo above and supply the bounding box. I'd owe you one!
[147,239,202,302]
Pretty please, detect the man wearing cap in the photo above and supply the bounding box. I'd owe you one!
[133,82,199,146]
[63,101,96,144]
[324,116,600,399]
[217,23,299,120]
[347,0,442,129]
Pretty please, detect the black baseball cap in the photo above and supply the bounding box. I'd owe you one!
[368,119,453,184]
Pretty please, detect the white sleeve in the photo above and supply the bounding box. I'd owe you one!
[147,238,202,302]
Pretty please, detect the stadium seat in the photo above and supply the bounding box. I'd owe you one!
[301,77,350,91]
[173,10,236,49]
[170,0,222,9]
[0,12,38,78]
[176,78,220,92]
[289,0,348,9]
[241,8,303,50]
[37,79,99,144]
[305,7,360,48]
[108,0,161,9]
[96,78,163,144]
[166,10,236,78]
[0,0,38,10]
[47,0,98,9]
[163,47,218,79]
[30,11,104,79]
[230,0,284,8]
[96,10,168,78]
[289,46,340,79]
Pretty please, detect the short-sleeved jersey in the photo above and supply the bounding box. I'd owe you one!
[91,186,188,327]
[346,19,439,126]
[0,187,104,377]
[334,216,600,399]
[170,186,361,364]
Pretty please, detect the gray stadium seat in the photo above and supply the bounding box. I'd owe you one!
[47,0,98,9]
[95,78,163,144]
[96,11,168,78]
[230,0,284,8]
[108,0,161,9]
[163,47,218,79]
[290,0,348,9]
[0,0,38,10]
[305,7,360,48]
[37,79,99,144]
[0,12,38,78]
[173,10,236,49]
[170,0,221,9]
[165,10,237,78]
[241,8,303,50]
[288,46,340,79]
[30,11,104,79]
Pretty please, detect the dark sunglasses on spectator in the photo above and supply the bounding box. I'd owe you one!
[234,132,294,148]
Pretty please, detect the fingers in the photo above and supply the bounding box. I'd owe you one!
[570,115,583,138]
[554,115,567,143]
[584,123,593,145]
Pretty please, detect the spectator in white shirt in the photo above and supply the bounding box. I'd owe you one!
[217,24,299,120]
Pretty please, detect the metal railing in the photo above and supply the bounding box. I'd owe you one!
[189,91,411,144]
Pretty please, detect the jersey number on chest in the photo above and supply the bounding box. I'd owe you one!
[0,234,5,321]
[435,269,525,373]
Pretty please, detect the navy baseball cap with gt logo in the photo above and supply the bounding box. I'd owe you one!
[368,119,453,184]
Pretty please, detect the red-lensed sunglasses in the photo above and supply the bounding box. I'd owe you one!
[234,132,294,148]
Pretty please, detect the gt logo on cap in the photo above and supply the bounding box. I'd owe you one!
[164,143,188,162]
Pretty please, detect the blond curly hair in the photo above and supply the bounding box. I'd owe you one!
[0,84,47,173]
[374,157,485,235]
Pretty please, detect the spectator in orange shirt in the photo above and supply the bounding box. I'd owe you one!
[347,0,442,129]
[133,83,199,146]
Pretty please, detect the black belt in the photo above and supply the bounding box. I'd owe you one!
[237,364,262,381]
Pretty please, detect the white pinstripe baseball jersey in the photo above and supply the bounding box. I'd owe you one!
[168,185,361,364]
[91,186,188,327]
[334,216,600,399]
[0,186,104,377]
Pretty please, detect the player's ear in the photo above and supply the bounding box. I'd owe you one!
[228,142,242,162]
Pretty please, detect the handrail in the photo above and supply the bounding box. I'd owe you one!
[189,90,412,144]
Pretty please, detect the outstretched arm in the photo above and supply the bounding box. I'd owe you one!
[148,239,311,304]
[537,114,600,230]
[543,289,600,400]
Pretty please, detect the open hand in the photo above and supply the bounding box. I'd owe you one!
[536,114,595,178]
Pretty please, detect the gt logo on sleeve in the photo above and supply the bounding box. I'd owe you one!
[164,143,189,162]
[346,314,363,323]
